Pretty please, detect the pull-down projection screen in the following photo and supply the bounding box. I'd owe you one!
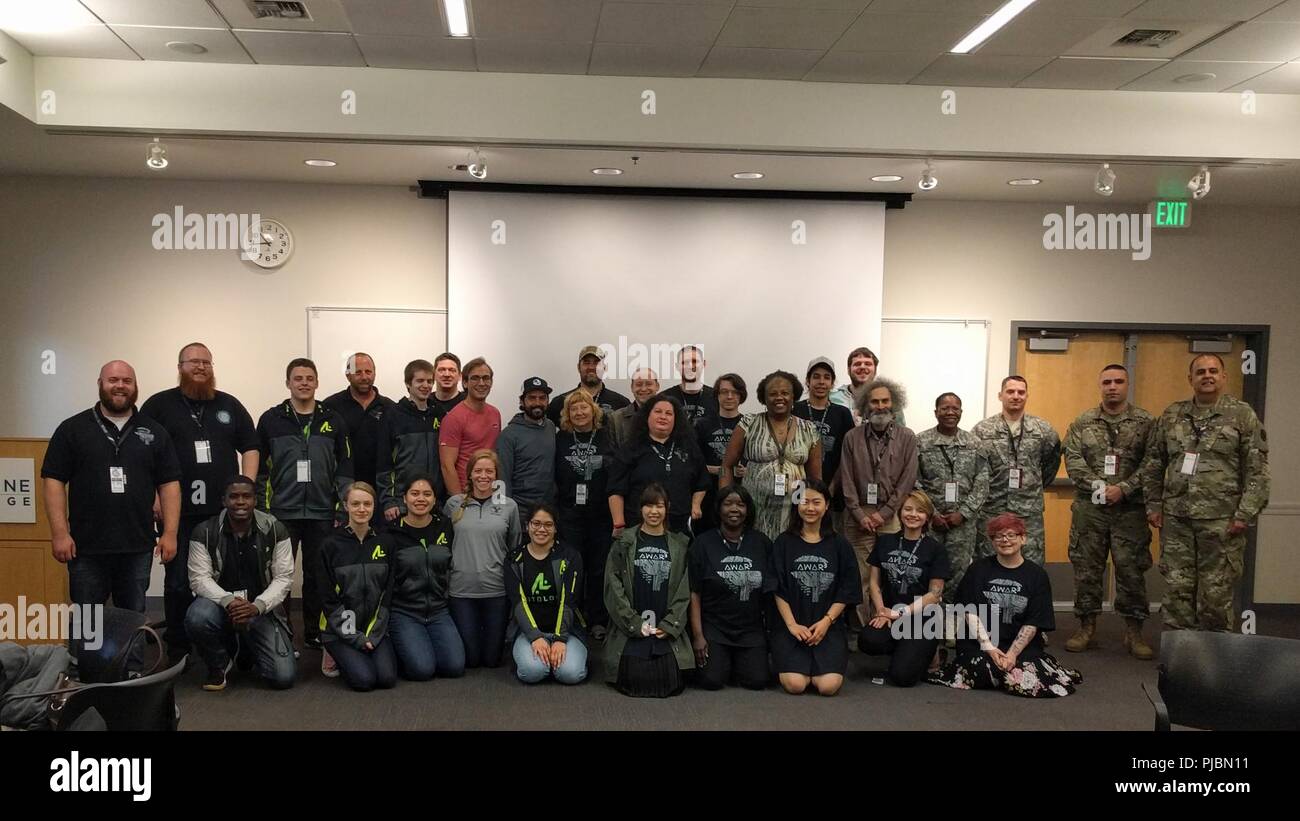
[447,191,884,414]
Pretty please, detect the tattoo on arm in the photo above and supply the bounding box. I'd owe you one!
[1009,625,1037,656]
[966,613,993,650]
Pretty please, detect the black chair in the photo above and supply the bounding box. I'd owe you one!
[1142,631,1300,731]
[0,654,187,731]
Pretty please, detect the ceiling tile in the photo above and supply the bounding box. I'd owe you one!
[1120,58,1282,90]
[836,13,987,52]
[1180,21,1300,61]
[354,34,477,70]
[5,24,140,59]
[210,0,353,31]
[805,50,938,82]
[1258,0,1300,21]
[1126,0,1286,21]
[340,0,447,37]
[977,15,1113,56]
[604,0,733,4]
[80,0,227,27]
[1225,60,1300,90]
[109,25,252,62]
[471,0,603,42]
[1017,56,1165,89]
[1022,0,1147,17]
[716,6,860,50]
[588,42,710,75]
[234,30,366,65]
[909,53,1053,86]
[596,3,731,46]
[863,0,1004,13]
[1063,20,1234,58]
[739,1,871,9]
[473,39,592,73]
[697,46,825,78]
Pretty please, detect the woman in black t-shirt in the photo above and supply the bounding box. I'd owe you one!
[554,388,616,639]
[771,478,862,696]
[859,490,949,686]
[607,396,709,536]
[689,485,775,690]
[927,512,1082,697]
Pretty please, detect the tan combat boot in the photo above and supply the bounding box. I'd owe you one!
[1065,614,1096,652]
[1123,618,1155,660]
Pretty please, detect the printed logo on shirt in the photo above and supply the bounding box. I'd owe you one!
[530,572,553,597]
[716,555,762,601]
[791,554,835,602]
[132,427,155,446]
[882,549,924,596]
[635,546,672,591]
[983,578,1028,624]
[319,421,334,433]
[370,545,386,560]
[564,441,600,474]
[436,532,448,546]
[216,410,232,425]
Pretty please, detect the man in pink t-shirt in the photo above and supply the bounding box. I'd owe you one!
[439,357,502,496]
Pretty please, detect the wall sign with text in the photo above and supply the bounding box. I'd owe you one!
[0,458,36,523]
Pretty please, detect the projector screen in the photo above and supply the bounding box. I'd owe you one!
[447,191,885,415]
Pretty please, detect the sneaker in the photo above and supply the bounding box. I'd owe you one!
[203,660,232,691]
[321,649,340,678]
[304,636,323,649]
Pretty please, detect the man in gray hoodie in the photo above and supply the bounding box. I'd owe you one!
[497,377,557,518]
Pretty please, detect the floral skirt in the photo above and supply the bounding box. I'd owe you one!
[925,651,1082,698]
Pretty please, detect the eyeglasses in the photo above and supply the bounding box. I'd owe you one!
[181,359,213,367]
[992,533,1022,543]
[528,521,555,530]
[467,375,493,383]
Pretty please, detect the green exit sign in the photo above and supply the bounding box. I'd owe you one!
[1152,200,1191,228]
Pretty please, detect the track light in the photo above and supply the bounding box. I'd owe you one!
[1094,163,1115,197]
[146,138,168,170]
[918,163,938,191]
[1187,165,1211,200]
[466,148,487,180]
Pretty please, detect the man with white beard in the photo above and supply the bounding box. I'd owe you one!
[837,378,918,628]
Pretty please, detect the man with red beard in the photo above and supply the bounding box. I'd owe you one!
[43,361,183,613]
[141,343,260,656]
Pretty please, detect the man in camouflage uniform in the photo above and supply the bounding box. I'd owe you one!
[1063,364,1155,659]
[1141,354,1269,632]
[973,376,1061,566]
[915,392,988,602]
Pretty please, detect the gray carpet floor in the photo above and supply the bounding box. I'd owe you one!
[171,611,1300,731]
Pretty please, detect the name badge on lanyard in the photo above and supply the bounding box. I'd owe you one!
[1008,467,1022,490]
[195,440,212,464]
[109,466,126,494]
[944,482,958,503]
[296,460,312,483]
[1103,452,1118,476]
[866,482,879,505]
[1180,452,1199,476]
[576,483,588,506]
[774,472,787,497]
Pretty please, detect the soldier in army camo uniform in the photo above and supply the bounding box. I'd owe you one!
[1141,354,1269,633]
[1062,364,1155,659]
[973,376,1061,567]
[915,392,988,604]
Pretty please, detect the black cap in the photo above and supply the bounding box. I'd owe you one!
[520,376,552,397]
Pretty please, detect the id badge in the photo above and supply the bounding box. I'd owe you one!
[109,466,126,494]
[1180,452,1199,476]
[1008,468,1022,490]
[296,459,311,483]
[774,472,787,497]
[195,440,212,464]
[1103,453,1117,476]
[944,482,959,504]
[576,483,588,506]
[866,482,879,505]
[233,589,248,601]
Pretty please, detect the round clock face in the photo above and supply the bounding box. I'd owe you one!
[241,218,293,268]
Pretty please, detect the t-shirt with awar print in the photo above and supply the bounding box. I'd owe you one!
[689,529,775,647]
[954,555,1054,661]
[626,530,674,659]
[771,531,861,627]
[868,532,950,610]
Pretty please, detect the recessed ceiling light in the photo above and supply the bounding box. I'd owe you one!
[733,171,764,180]
[950,0,1040,54]
[591,168,623,176]
[1007,178,1041,186]
[304,159,336,167]
[871,175,903,182]
[443,0,470,37]
[166,41,208,55]
[1173,72,1216,84]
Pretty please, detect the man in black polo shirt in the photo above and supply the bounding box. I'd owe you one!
[322,352,393,492]
[141,342,260,657]
[546,345,631,427]
[42,360,183,613]
[663,345,719,423]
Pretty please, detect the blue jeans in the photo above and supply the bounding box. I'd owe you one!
[512,633,588,685]
[389,608,466,680]
[326,638,398,692]
[184,598,296,689]
[448,596,510,669]
[68,551,153,612]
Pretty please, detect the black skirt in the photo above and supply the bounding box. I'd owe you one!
[616,651,684,698]
[770,625,849,677]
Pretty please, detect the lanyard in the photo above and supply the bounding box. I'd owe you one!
[867,427,890,474]
[767,414,794,466]
[806,402,830,429]
[1186,411,1217,451]
[93,408,132,457]
[938,444,958,479]
[1005,419,1024,466]
[651,441,676,472]
[573,431,595,475]
[293,408,314,440]
[185,398,206,432]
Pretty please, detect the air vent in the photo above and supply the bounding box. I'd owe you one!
[1114,29,1180,47]
[246,1,313,21]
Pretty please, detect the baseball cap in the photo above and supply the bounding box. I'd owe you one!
[806,356,836,380]
[578,345,606,362]
[520,376,553,397]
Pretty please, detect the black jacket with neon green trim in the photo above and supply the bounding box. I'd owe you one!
[376,397,444,515]
[504,543,584,643]
[255,400,353,521]
[317,525,392,650]
[389,515,455,622]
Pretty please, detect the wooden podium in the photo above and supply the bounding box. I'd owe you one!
[0,439,69,643]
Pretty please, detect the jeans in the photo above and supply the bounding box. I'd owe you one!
[283,518,332,643]
[164,513,207,653]
[327,638,398,692]
[389,608,466,680]
[184,597,295,689]
[448,596,510,669]
[68,551,153,612]
[512,633,588,685]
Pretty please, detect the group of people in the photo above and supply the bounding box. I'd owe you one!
[40,341,1269,701]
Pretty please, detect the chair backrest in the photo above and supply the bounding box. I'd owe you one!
[54,655,187,731]
[71,606,166,684]
[1158,631,1300,731]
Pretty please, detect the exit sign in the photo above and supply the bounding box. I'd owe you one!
[1152,200,1191,228]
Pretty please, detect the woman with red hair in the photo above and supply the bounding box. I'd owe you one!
[926,512,1081,697]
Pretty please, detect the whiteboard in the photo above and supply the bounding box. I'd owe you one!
[880,318,989,431]
[307,307,448,401]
